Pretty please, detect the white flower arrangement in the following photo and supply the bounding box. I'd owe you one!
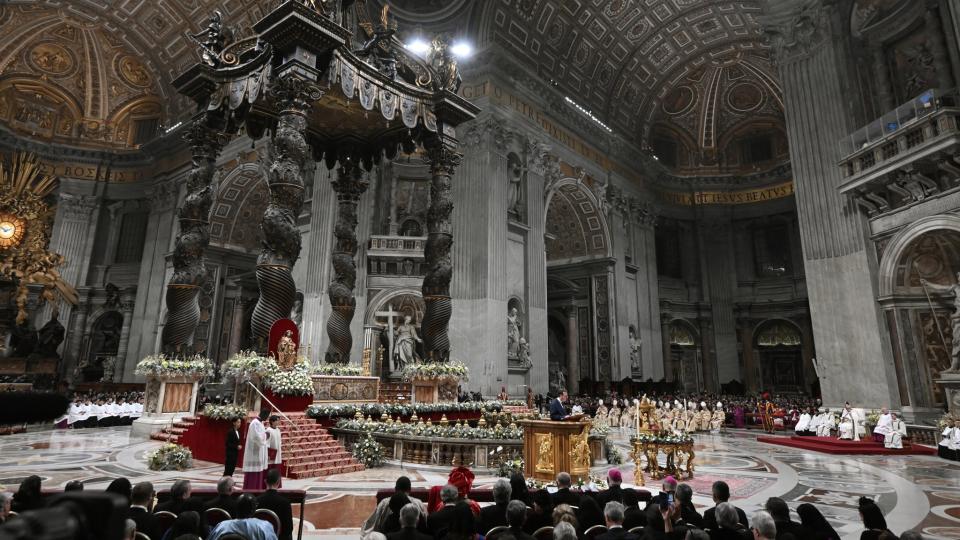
[352,433,384,468]
[335,418,523,440]
[203,404,248,421]
[265,368,314,396]
[307,400,524,420]
[400,361,470,383]
[135,354,213,378]
[222,350,278,381]
[147,443,193,471]
[313,363,363,376]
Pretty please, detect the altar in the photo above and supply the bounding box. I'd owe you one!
[518,419,594,482]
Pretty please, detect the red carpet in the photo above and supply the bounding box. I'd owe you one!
[756,435,937,456]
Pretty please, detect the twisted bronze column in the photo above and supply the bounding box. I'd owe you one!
[161,116,226,355]
[420,140,462,362]
[325,160,369,363]
[250,77,320,348]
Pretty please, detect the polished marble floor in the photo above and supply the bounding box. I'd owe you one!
[0,426,952,539]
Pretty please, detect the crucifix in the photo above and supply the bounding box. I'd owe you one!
[375,303,402,372]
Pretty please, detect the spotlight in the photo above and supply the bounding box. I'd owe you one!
[405,39,430,55]
[451,41,473,58]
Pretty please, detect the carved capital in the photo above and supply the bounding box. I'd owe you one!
[462,116,526,153]
[270,75,323,112]
[58,194,99,221]
[423,138,463,175]
[331,160,369,201]
[149,181,178,208]
[760,0,834,64]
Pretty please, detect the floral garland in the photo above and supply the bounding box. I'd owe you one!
[491,446,524,477]
[203,404,248,421]
[336,418,523,440]
[147,443,193,471]
[352,433,384,468]
[307,400,523,420]
[400,361,469,383]
[631,433,694,445]
[313,363,362,376]
[223,351,278,381]
[865,410,881,426]
[135,354,213,378]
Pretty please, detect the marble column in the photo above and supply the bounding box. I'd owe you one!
[325,160,369,363]
[112,294,136,381]
[525,146,549,395]
[927,9,956,90]
[871,48,894,112]
[633,214,663,381]
[761,1,898,407]
[661,313,673,382]
[699,216,738,385]
[302,167,338,357]
[565,304,579,395]
[740,319,757,393]
[698,318,716,392]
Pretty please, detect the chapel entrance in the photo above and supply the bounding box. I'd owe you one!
[754,319,803,393]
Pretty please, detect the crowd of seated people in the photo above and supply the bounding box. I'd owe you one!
[360,468,926,540]
[0,468,293,540]
[53,391,144,428]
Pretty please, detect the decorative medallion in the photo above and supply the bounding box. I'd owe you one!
[118,56,151,87]
[0,213,25,248]
[662,86,696,115]
[726,82,763,112]
[29,42,75,76]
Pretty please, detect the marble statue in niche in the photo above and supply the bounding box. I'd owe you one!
[518,337,531,368]
[507,306,522,360]
[506,152,526,220]
[629,324,641,376]
[290,293,304,329]
[394,315,422,370]
[922,273,960,373]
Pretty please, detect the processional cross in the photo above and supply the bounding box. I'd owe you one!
[375,303,402,372]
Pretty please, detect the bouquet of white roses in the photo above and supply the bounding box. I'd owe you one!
[203,404,248,421]
[223,351,278,381]
[313,363,363,376]
[147,443,193,471]
[400,361,470,383]
[135,354,213,378]
[265,368,314,396]
[352,434,384,468]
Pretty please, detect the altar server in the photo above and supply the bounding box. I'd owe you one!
[67,400,84,428]
[87,399,103,428]
[794,408,812,436]
[242,409,270,489]
[939,418,956,460]
[839,403,856,440]
[265,415,283,488]
[818,409,836,437]
[884,412,908,449]
[807,409,822,436]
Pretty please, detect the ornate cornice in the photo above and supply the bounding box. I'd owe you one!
[58,193,100,221]
[606,185,658,229]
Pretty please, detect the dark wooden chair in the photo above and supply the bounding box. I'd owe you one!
[134,533,151,540]
[628,526,644,535]
[485,525,509,540]
[153,510,177,538]
[584,524,607,540]
[533,526,554,540]
[254,507,281,536]
[205,507,232,528]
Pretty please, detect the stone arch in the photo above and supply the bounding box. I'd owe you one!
[544,179,611,262]
[752,318,802,347]
[209,163,269,253]
[365,287,425,326]
[667,318,699,346]
[878,215,960,297]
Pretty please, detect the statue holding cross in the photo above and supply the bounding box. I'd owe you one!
[375,303,402,373]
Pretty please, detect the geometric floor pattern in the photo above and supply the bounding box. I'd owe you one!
[0,427,953,539]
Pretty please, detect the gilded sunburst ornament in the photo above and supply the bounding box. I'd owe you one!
[0,152,78,323]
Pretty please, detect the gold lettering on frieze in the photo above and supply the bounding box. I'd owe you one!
[658,181,794,206]
[35,161,143,183]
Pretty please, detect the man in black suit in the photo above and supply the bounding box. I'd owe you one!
[505,500,535,540]
[676,483,704,529]
[224,418,242,477]
[206,476,239,518]
[257,468,293,540]
[551,472,580,507]
[388,503,432,540]
[764,497,811,540]
[427,484,459,538]
[596,502,638,540]
[128,482,160,540]
[703,481,747,530]
[550,390,569,420]
[155,479,207,515]
[477,478,511,534]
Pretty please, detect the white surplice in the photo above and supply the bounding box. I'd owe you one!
[242,418,269,473]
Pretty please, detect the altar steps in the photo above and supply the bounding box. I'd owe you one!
[279,413,364,479]
[150,416,198,444]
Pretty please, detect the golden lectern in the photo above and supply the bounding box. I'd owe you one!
[519,419,593,482]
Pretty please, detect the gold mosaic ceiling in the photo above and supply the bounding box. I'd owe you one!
[0,0,779,151]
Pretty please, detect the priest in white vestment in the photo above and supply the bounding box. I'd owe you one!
[872,408,892,444]
[243,410,270,489]
[265,415,283,488]
[884,413,907,449]
[816,410,835,437]
[839,403,856,440]
[794,410,812,436]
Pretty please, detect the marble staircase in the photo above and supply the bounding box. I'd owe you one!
[150,412,364,479]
